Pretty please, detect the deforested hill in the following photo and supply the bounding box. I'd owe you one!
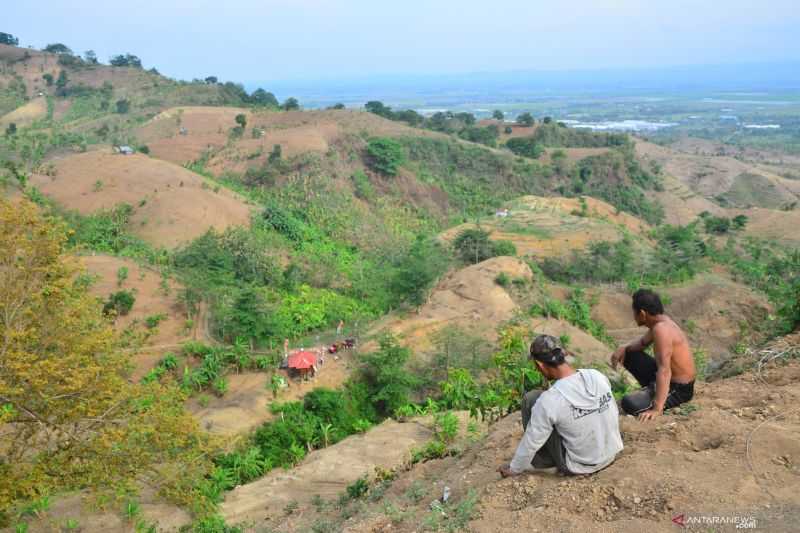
[2,34,800,533]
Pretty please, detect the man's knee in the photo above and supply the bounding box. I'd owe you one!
[523,389,543,411]
[521,389,544,428]
[621,389,653,415]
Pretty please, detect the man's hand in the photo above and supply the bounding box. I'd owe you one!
[610,346,626,369]
[497,465,519,478]
[638,408,662,421]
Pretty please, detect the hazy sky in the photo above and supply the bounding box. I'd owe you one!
[6,0,800,83]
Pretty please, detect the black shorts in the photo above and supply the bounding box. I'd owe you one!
[620,349,695,415]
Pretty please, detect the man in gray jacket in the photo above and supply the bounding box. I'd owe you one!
[499,335,623,477]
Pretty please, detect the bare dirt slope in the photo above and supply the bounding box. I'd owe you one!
[220,418,436,526]
[0,96,46,128]
[339,336,800,533]
[79,255,189,379]
[636,140,800,207]
[590,273,771,363]
[370,257,532,356]
[440,195,648,259]
[30,150,252,247]
[137,107,446,169]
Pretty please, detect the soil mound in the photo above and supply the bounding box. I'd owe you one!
[30,150,252,247]
[372,257,532,355]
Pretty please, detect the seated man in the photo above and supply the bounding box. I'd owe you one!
[499,335,623,478]
[611,289,696,420]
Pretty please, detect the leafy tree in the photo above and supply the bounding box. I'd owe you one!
[235,113,247,129]
[0,32,19,46]
[505,137,544,159]
[492,110,504,120]
[205,75,218,84]
[543,116,553,124]
[115,99,130,114]
[44,43,72,55]
[516,112,535,126]
[703,215,731,234]
[0,200,211,515]
[329,103,346,110]
[4,123,16,137]
[42,73,53,86]
[358,335,417,417]
[250,88,279,107]
[282,97,300,111]
[103,290,136,316]
[504,126,513,134]
[459,125,499,147]
[454,112,476,126]
[268,144,282,163]
[365,101,393,118]
[394,109,423,126]
[109,53,142,68]
[392,236,450,307]
[453,228,494,264]
[732,214,748,230]
[366,137,405,176]
[84,50,98,64]
[55,70,69,96]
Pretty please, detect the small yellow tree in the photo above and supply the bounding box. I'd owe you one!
[0,200,212,520]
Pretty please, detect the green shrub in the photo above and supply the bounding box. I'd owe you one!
[453,228,494,264]
[144,313,166,329]
[103,290,136,316]
[346,476,369,500]
[366,138,405,176]
[492,239,516,257]
[351,169,374,200]
[505,137,544,159]
[434,411,459,444]
[494,272,510,287]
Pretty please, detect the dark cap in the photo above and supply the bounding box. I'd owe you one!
[529,334,566,365]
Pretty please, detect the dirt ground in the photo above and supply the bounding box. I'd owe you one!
[220,417,441,527]
[136,106,448,172]
[0,96,46,128]
[439,195,648,259]
[79,254,190,379]
[315,335,800,533]
[30,150,252,247]
[636,140,800,239]
[187,349,355,436]
[369,256,533,356]
[589,273,771,363]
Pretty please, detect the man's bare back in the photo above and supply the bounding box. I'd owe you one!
[650,317,695,384]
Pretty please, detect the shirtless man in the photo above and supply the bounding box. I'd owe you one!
[610,289,696,421]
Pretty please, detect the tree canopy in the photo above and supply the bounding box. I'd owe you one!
[43,43,72,55]
[0,200,212,519]
[0,33,19,46]
[109,53,143,68]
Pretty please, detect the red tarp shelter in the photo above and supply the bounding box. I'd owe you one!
[288,351,317,370]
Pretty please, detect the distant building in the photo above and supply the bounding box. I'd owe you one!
[115,145,135,155]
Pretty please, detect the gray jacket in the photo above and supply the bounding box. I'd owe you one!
[510,369,623,474]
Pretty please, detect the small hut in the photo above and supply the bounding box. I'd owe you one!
[287,351,318,380]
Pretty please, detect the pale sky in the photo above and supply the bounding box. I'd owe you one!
[5,0,800,83]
